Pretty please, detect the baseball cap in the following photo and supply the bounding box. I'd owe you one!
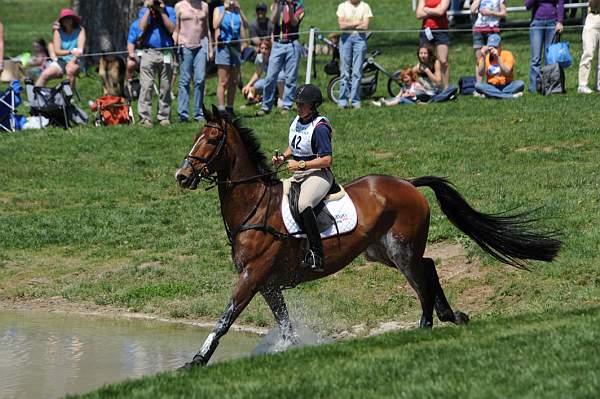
[487,34,501,48]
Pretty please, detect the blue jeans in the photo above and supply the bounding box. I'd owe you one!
[178,45,207,121]
[261,40,302,111]
[475,80,525,99]
[529,19,557,93]
[338,33,367,107]
[429,84,458,103]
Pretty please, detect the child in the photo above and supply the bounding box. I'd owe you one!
[371,68,423,106]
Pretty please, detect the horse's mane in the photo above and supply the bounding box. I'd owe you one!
[231,118,278,183]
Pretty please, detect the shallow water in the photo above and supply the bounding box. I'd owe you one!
[0,310,261,399]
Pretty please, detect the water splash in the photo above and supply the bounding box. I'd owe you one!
[251,319,332,355]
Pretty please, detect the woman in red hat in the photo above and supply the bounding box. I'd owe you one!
[36,8,86,91]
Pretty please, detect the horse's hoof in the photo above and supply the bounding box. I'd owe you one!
[454,310,469,325]
[419,318,433,329]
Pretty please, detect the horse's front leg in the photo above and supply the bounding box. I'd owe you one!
[261,286,297,345]
[181,267,264,369]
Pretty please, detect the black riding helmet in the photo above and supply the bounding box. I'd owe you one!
[292,84,323,108]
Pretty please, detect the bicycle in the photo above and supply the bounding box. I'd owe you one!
[317,33,403,104]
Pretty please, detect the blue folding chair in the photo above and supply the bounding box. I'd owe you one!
[0,80,23,132]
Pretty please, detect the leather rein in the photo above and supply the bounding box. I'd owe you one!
[183,123,293,246]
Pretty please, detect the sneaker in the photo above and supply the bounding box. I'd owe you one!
[280,107,290,115]
[371,99,383,107]
[277,98,284,109]
[352,103,361,109]
[578,86,593,94]
[139,119,152,127]
[255,109,269,117]
[473,91,484,98]
[512,92,524,98]
[159,120,171,126]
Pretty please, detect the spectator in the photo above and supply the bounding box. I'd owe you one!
[137,0,176,127]
[416,0,451,89]
[213,0,248,117]
[249,2,273,47]
[525,0,564,93]
[126,9,145,88]
[470,0,506,83]
[336,0,373,109]
[371,68,423,106]
[577,0,600,93]
[25,39,52,80]
[174,0,213,122]
[474,34,524,99]
[0,22,4,76]
[35,9,86,92]
[255,0,305,116]
[241,39,284,103]
[412,43,457,102]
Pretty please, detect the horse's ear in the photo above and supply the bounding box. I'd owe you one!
[203,104,212,122]
[211,104,222,124]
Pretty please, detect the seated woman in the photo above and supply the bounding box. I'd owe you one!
[25,39,52,80]
[411,44,457,103]
[241,40,284,104]
[371,68,423,106]
[35,8,86,91]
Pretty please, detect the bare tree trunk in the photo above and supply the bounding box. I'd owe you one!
[74,0,142,63]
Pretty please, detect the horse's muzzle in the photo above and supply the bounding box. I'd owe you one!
[175,169,199,190]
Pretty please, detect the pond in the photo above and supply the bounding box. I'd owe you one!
[0,309,261,399]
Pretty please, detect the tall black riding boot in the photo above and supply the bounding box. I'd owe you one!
[299,207,324,272]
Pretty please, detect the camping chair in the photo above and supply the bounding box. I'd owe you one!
[24,79,87,129]
[0,80,23,132]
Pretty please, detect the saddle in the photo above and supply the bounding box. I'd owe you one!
[283,178,344,233]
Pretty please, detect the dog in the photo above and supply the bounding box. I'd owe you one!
[98,55,125,97]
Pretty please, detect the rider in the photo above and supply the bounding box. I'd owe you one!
[273,84,333,272]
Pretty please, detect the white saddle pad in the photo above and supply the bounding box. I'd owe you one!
[281,191,358,238]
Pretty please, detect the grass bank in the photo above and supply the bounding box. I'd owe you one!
[73,306,600,399]
[1,1,600,333]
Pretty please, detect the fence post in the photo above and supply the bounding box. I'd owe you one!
[305,27,315,84]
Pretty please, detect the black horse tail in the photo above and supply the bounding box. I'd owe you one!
[410,176,562,269]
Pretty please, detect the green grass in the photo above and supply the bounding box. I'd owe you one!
[1,1,600,396]
[72,306,600,399]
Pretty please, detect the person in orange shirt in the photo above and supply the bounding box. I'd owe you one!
[474,34,524,99]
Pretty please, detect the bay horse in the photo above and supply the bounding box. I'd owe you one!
[174,105,561,368]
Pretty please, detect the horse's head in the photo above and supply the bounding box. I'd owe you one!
[175,105,229,190]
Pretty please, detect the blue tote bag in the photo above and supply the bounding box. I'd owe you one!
[546,33,572,68]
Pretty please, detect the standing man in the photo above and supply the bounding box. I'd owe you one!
[256,0,305,116]
[137,0,176,127]
[336,0,373,109]
[249,2,274,47]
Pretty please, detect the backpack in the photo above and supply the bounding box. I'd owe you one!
[458,76,476,95]
[537,64,565,96]
[90,96,132,126]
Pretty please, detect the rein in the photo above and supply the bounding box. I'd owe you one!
[184,121,295,246]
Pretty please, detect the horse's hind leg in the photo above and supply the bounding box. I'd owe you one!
[422,257,469,325]
[261,286,297,343]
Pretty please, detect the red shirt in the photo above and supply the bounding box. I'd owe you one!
[422,0,449,30]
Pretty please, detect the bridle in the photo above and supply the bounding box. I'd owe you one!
[180,123,228,188]
[181,121,283,190]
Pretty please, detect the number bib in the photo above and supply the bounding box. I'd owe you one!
[288,116,329,160]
